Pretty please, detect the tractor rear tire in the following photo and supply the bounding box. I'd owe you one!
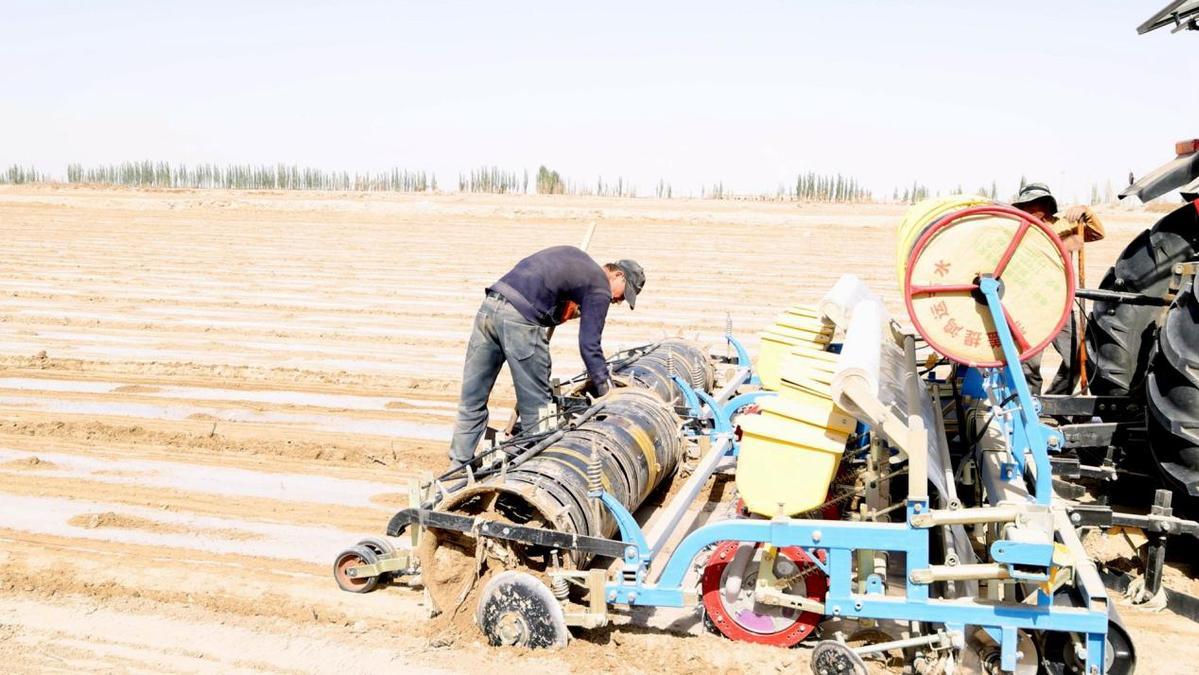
[1146,271,1199,498]
[1086,202,1199,396]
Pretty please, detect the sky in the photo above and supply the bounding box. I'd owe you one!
[2,1,1196,201]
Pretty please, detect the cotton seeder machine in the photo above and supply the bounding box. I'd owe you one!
[334,199,1143,674]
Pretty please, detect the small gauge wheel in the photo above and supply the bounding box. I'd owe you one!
[333,544,381,594]
[811,640,868,675]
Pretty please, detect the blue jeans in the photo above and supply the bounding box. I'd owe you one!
[448,293,552,463]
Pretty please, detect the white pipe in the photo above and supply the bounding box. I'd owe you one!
[722,542,757,604]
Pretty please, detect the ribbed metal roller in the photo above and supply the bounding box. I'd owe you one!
[432,388,684,566]
[612,338,715,405]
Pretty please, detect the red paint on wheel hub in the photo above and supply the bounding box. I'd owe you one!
[701,541,826,647]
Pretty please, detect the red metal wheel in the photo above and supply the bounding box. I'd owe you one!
[701,541,826,647]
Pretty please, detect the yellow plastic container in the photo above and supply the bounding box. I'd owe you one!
[785,304,821,318]
[781,358,836,388]
[789,345,839,364]
[783,363,834,387]
[737,414,847,516]
[758,331,830,390]
[768,324,832,344]
[774,312,833,334]
[782,349,837,376]
[778,363,835,410]
[758,396,856,435]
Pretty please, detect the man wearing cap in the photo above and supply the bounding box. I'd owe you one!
[447,245,645,468]
[1010,182,1106,394]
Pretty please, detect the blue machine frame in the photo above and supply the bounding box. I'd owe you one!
[587,292,1109,673]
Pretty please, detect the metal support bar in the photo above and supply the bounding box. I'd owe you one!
[910,564,1011,584]
[977,274,1058,505]
[754,587,826,614]
[643,434,735,558]
[384,507,629,559]
[1074,287,1171,306]
[345,554,413,579]
[851,630,950,656]
[1059,422,1146,449]
[1066,503,1199,537]
[910,505,1021,528]
[1037,395,1141,420]
[641,366,750,559]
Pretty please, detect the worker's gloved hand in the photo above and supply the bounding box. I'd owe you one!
[1059,205,1105,242]
[1061,205,1093,224]
[586,377,611,400]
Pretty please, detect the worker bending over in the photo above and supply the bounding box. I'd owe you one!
[1010,182,1105,394]
[448,246,645,469]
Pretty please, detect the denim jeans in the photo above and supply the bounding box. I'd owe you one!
[448,293,552,463]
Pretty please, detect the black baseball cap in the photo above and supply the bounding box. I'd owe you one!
[614,259,645,309]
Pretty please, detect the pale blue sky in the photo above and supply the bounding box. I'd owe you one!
[2,1,1195,200]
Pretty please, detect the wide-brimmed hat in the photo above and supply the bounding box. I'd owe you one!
[1011,182,1059,214]
[614,259,645,309]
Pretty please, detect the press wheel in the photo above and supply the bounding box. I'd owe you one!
[475,570,568,648]
[811,640,868,675]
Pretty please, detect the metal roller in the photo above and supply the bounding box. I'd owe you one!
[435,387,685,565]
[612,338,715,406]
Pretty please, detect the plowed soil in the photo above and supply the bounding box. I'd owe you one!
[0,184,1194,673]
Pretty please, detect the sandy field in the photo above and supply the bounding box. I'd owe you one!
[0,184,1196,673]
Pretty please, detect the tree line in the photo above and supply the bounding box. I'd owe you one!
[794,172,872,202]
[890,180,1005,204]
[459,166,527,193]
[1,165,48,184]
[60,161,436,191]
[15,161,1119,207]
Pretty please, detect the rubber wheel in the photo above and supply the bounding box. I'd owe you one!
[1086,201,1199,396]
[357,536,397,582]
[333,545,380,593]
[357,536,396,556]
[1039,620,1135,675]
[1147,271,1199,497]
[475,570,568,649]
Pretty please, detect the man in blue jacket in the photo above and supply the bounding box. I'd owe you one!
[448,246,645,468]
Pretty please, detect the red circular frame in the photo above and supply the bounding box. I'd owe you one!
[701,541,826,647]
[902,204,1076,367]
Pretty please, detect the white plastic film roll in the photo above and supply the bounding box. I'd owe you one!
[830,298,884,419]
[819,274,879,329]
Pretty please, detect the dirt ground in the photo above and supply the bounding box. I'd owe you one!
[0,184,1195,673]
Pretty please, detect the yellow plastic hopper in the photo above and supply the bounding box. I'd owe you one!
[736,413,848,516]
